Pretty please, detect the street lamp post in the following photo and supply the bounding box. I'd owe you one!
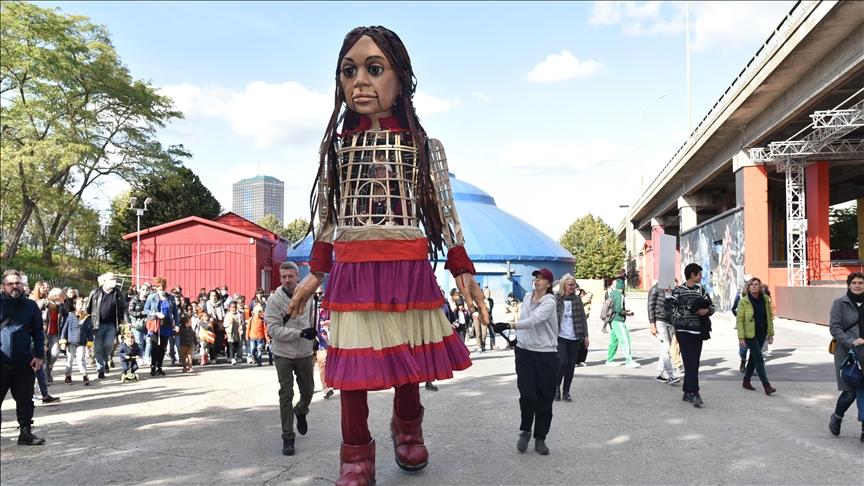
[129,197,152,290]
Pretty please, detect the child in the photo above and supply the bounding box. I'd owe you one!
[178,315,197,372]
[59,297,93,385]
[196,315,216,365]
[118,332,141,382]
[246,304,269,367]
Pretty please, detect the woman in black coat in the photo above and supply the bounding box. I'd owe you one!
[828,272,864,442]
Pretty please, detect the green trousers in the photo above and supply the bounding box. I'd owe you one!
[606,320,634,364]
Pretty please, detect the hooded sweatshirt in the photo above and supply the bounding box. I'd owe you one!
[515,293,558,353]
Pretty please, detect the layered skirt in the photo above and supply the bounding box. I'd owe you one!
[323,227,471,391]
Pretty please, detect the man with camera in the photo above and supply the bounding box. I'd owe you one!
[85,272,127,379]
[264,261,316,456]
[1,269,47,445]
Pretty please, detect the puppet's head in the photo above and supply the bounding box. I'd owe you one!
[332,26,418,130]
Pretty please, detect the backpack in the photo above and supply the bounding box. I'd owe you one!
[600,296,616,327]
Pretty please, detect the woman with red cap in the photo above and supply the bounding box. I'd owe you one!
[509,268,559,456]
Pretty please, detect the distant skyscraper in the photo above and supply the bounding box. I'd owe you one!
[232,175,284,225]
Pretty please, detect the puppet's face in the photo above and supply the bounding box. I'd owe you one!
[340,35,400,122]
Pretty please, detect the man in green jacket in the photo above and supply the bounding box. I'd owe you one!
[605,279,640,368]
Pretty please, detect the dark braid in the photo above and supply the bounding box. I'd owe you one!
[308,26,446,260]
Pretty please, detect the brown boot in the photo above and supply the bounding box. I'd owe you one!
[742,379,755,391]
[336,439,375,486]
[763,383,776,395]
[391,406,428,471]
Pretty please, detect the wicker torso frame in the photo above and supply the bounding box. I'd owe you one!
[335,130,419,228]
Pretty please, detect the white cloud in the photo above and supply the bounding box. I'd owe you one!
[413,91,461,115]
[160,82,332,149]
[527,51,603,83]
[471,91,492,103]
[499,139,622,174]
[161,83,460,145]
[589,1,795,52]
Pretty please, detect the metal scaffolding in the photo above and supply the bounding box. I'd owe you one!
[749,99,864,286]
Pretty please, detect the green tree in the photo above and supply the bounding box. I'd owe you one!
[560,214,625,279]
[256,214,282,234]
[280,218,309,244]
[0,1,187,263]
[104,165,222,265]
[830,204,859,253]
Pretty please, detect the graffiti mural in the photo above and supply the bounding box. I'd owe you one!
[680,208,745,312]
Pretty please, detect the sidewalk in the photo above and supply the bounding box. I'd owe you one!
[2,298,861,485]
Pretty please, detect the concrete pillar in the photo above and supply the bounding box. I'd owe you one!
[678,197,699,232]
[859,198,864,262]
[650,220,665,285]
[806,162,830,282]
[739,164,770,286]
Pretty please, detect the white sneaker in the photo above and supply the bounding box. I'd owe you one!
[605,361,621,367]
[667,375,681,384]
[231,358,237,365]
[625,361,642,368]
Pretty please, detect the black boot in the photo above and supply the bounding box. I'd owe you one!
[829,413,842,436]
[18,425,45,446]
[294,409,308,436]
[282,434,295,456]
[554,390,561,401]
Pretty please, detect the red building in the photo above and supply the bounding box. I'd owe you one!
[123,212,288,299]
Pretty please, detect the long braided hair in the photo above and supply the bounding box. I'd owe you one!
[308,26,445,260]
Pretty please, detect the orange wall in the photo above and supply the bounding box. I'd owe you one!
[742,166,770,281]
[806,162,831,281]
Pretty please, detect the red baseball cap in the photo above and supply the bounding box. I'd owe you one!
[532,268,554,281]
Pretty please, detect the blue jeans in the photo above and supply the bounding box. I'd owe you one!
[94,325,117,372]
[35,365,49,397]
[251,339,266,365]
[858,387,864,422]
[133,328,150,362]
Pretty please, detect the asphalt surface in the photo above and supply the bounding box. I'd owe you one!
[2,294,862,485]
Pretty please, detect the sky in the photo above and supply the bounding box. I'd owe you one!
[41,0,796,241]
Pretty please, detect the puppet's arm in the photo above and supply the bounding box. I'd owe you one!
[428,139,488,323]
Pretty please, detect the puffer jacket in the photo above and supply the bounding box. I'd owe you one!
[736,293,774,339]
[647,283,671,323]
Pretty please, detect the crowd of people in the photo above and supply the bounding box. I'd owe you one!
[0,267,340,442]
[2,265,863,454]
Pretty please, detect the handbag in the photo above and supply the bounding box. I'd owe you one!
[829,338,836,354]
[840,349,863,388]
[145,317,161,334]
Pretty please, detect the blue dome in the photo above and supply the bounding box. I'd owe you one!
[288,173,574,264]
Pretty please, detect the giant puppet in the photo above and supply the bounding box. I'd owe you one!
[286,26,488,485]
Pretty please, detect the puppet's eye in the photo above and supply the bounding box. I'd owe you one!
[368,65,384,76]
[342,65,357,77]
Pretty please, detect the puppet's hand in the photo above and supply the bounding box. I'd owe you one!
[288,273,324,318]
[455,273,490,325]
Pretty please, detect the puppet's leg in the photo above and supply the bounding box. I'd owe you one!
[391,383,428,471]
[338,390,375,486]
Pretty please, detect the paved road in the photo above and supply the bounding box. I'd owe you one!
[2,295,862,485]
